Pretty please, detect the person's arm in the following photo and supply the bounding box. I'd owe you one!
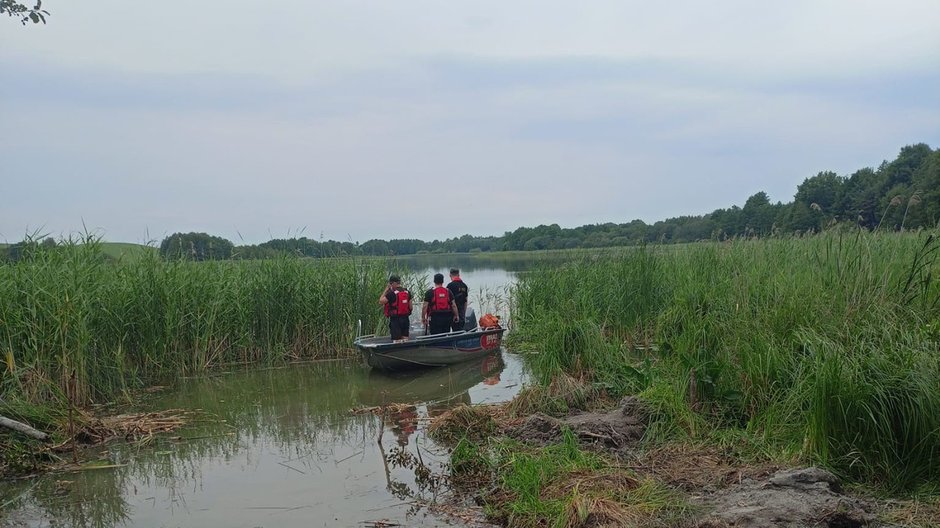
[422,291,430,324]
[379,285,391,305]
[450,292,459,321]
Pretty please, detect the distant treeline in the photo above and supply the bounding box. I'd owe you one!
[3,143,937,262]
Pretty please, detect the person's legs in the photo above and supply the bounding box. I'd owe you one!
[429,315,451,335]
[397,316,410,339]
[451,305,467,332]
[389,317,404,340]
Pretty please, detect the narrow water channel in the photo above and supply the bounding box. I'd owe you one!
[2,261,529,527]
[4,354,527,527]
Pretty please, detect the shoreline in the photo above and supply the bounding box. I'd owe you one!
[424,386,940,528]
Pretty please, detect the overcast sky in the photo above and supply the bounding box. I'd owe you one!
[2,1,938,244]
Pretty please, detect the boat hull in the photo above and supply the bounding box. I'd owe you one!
[355,327,505,371]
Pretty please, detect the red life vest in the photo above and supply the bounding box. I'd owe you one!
[430,286,451,312]
[384,289,412,317]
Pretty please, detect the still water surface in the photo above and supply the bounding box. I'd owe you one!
[1,262,528,527]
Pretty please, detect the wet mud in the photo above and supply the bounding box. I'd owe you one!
[461,396,912,528]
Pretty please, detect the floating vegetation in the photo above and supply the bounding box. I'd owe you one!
[427,404,506,444]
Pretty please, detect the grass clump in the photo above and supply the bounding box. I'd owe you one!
[428,404,502,444]
[880,496,940,528]
[450,428,692,528]
[506,373,601,418]
[513,231,940,491]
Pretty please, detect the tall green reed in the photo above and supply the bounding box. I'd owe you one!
[0,237,388,404]
[513,231,940,490]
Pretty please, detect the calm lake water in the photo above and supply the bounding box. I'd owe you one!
[1,261,528,528]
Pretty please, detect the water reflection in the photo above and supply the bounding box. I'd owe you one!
[2,353,525,527]
[391,252,571,273]
[361,353,504,407]
[368,353,505,448]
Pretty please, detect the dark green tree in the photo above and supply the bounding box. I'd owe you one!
[908,150,940,228]
[836,168,881,228]
[160,233,234,261]
[360,239,390,256]
[742,192,777,236]
[794,171,844,215]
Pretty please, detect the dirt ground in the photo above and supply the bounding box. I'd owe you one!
[486,396,921,528]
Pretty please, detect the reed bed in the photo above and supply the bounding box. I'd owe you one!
[512,230,940,490]
[0,238,388,405]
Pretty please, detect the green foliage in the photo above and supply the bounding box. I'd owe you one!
[514,231,940,490]
[506,374,599,417]
[1,237,56,263]
[487,430,604,526]
[159,232,234,261]
[0,235,387,404]
[365,143,937,251]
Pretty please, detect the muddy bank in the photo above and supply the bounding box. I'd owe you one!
[433,396,926,528]
[698,467,874,528]
[505,396,646,451]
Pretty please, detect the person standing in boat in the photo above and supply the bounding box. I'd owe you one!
[379,275,412,342]
[422,273,459,335]
[446,268,469,331]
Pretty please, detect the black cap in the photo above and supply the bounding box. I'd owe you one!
[433,273,445,284]
[388,275,401,283]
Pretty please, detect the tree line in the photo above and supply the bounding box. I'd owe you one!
[2,143,937,262]
[230,143,940,258]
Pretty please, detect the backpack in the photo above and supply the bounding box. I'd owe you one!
[430,286,451,312]
[384,289,412,317]
[479,313,501,328]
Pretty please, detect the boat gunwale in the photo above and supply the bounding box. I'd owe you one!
[354,327,505,350]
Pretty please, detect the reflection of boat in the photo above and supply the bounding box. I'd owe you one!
[358,352,505,406]
[354,309,506,371]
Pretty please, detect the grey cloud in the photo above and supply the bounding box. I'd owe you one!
[1,44,938,243]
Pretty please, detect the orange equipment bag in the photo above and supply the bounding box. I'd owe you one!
[479,313,501,328]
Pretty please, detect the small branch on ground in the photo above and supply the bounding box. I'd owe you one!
[0,414,50,441]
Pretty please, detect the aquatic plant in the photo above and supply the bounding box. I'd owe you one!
[512,231,940,490]
[0,236,388,404]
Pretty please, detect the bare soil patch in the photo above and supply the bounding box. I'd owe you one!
[696,467,875,528]
[505,396,646,451]
[429,394,930,528]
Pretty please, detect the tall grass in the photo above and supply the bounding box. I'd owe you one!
[0,237,387,404]
[512,231,940,490]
